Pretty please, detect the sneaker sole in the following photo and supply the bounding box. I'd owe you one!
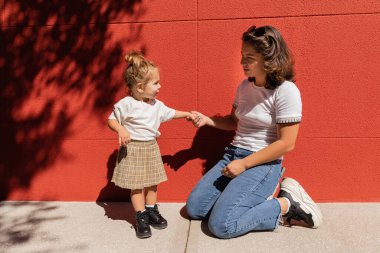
[150,223,168,229]
[280,177,323,228]
[136,232,152,239]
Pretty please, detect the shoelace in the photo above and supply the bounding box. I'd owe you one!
[150,208,163,219]
[137,212,150,225]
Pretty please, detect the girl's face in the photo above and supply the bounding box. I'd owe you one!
[240,42,266,84]
[141,68,161,100]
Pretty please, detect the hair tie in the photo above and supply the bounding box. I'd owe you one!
[246,25,266,37]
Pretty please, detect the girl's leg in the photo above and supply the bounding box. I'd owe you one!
[144,185,167,229]
[130,189,145,212]
[186,151,233,219]
[208,161,282,239]
[131,189,151,238]
[145,185,157,205]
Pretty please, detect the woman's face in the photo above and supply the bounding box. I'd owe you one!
[240,42,266,82]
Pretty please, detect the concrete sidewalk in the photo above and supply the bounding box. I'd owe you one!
[1,202,379,253]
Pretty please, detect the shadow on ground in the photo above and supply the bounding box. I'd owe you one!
[96,202,136,227]
[0,201,87,252]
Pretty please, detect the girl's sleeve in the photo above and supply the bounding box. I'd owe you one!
[275,82,302,124]
[159,102,175,123]
[108,101,126,124]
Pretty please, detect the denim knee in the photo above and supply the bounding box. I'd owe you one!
[186,194,203,219]
[208,217,231,239]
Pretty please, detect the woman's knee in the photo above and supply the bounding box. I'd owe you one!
[186,193,205,219]
[208,216,232,239]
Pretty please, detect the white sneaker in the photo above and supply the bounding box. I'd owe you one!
[278,177,323,228]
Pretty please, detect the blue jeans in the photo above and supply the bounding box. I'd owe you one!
[186,145,282,239]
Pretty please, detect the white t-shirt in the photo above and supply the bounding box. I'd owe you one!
[231,79,302,154]
[108,96,175,141]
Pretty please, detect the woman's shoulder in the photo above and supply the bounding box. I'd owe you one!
[275,80,300,95]
[274,80,302,107]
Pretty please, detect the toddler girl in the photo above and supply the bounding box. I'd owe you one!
[107,51,193,238]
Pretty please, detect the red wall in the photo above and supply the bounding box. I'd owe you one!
[2,1,380,202]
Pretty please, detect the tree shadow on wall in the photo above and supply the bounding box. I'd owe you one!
[162,125,235,174]
[0,1,148,200]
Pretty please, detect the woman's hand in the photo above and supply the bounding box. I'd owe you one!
[190,111,209,128]
[222,159,248,178]
[118,128,131,147]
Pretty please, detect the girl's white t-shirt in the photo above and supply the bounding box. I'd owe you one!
[108,96,175,141]
[231,79,302,153]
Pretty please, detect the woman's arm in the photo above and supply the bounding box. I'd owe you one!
[222,123,299,177]
[192,108,238,131]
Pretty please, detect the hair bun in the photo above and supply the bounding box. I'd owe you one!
[125,50,146,68]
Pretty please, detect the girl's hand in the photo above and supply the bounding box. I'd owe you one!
[186,112,196,121]
[118,128,131,147]
[190,111,208,128]
[222,159,248,178]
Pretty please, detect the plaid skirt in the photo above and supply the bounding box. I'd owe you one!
[111,140,167,190]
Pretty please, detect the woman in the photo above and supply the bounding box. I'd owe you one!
[187,25,322,239]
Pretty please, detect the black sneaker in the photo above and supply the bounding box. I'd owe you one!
[135,211,152,238]
[278,177,323,228]
[146,204,168,229]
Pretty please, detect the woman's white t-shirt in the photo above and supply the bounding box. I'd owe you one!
[231,79,302,154]
[108,96,175,141]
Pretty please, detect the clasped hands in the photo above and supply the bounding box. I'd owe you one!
[186,111,208,128]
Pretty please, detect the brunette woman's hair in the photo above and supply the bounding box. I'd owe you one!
[124,50,156,91]
[242,25,295,89]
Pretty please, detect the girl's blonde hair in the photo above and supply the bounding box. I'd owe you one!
[124,51,156,92]
[242,25,295,89]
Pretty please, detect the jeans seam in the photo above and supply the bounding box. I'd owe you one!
[200,190,221,217]
[226,166,278,235]
[239,214,278,232]
[223,149,251,234]
[195,152,233,218]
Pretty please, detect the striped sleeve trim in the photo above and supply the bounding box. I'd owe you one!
[276,117,302,124]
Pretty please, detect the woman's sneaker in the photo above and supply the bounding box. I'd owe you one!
[278,177,323,228]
